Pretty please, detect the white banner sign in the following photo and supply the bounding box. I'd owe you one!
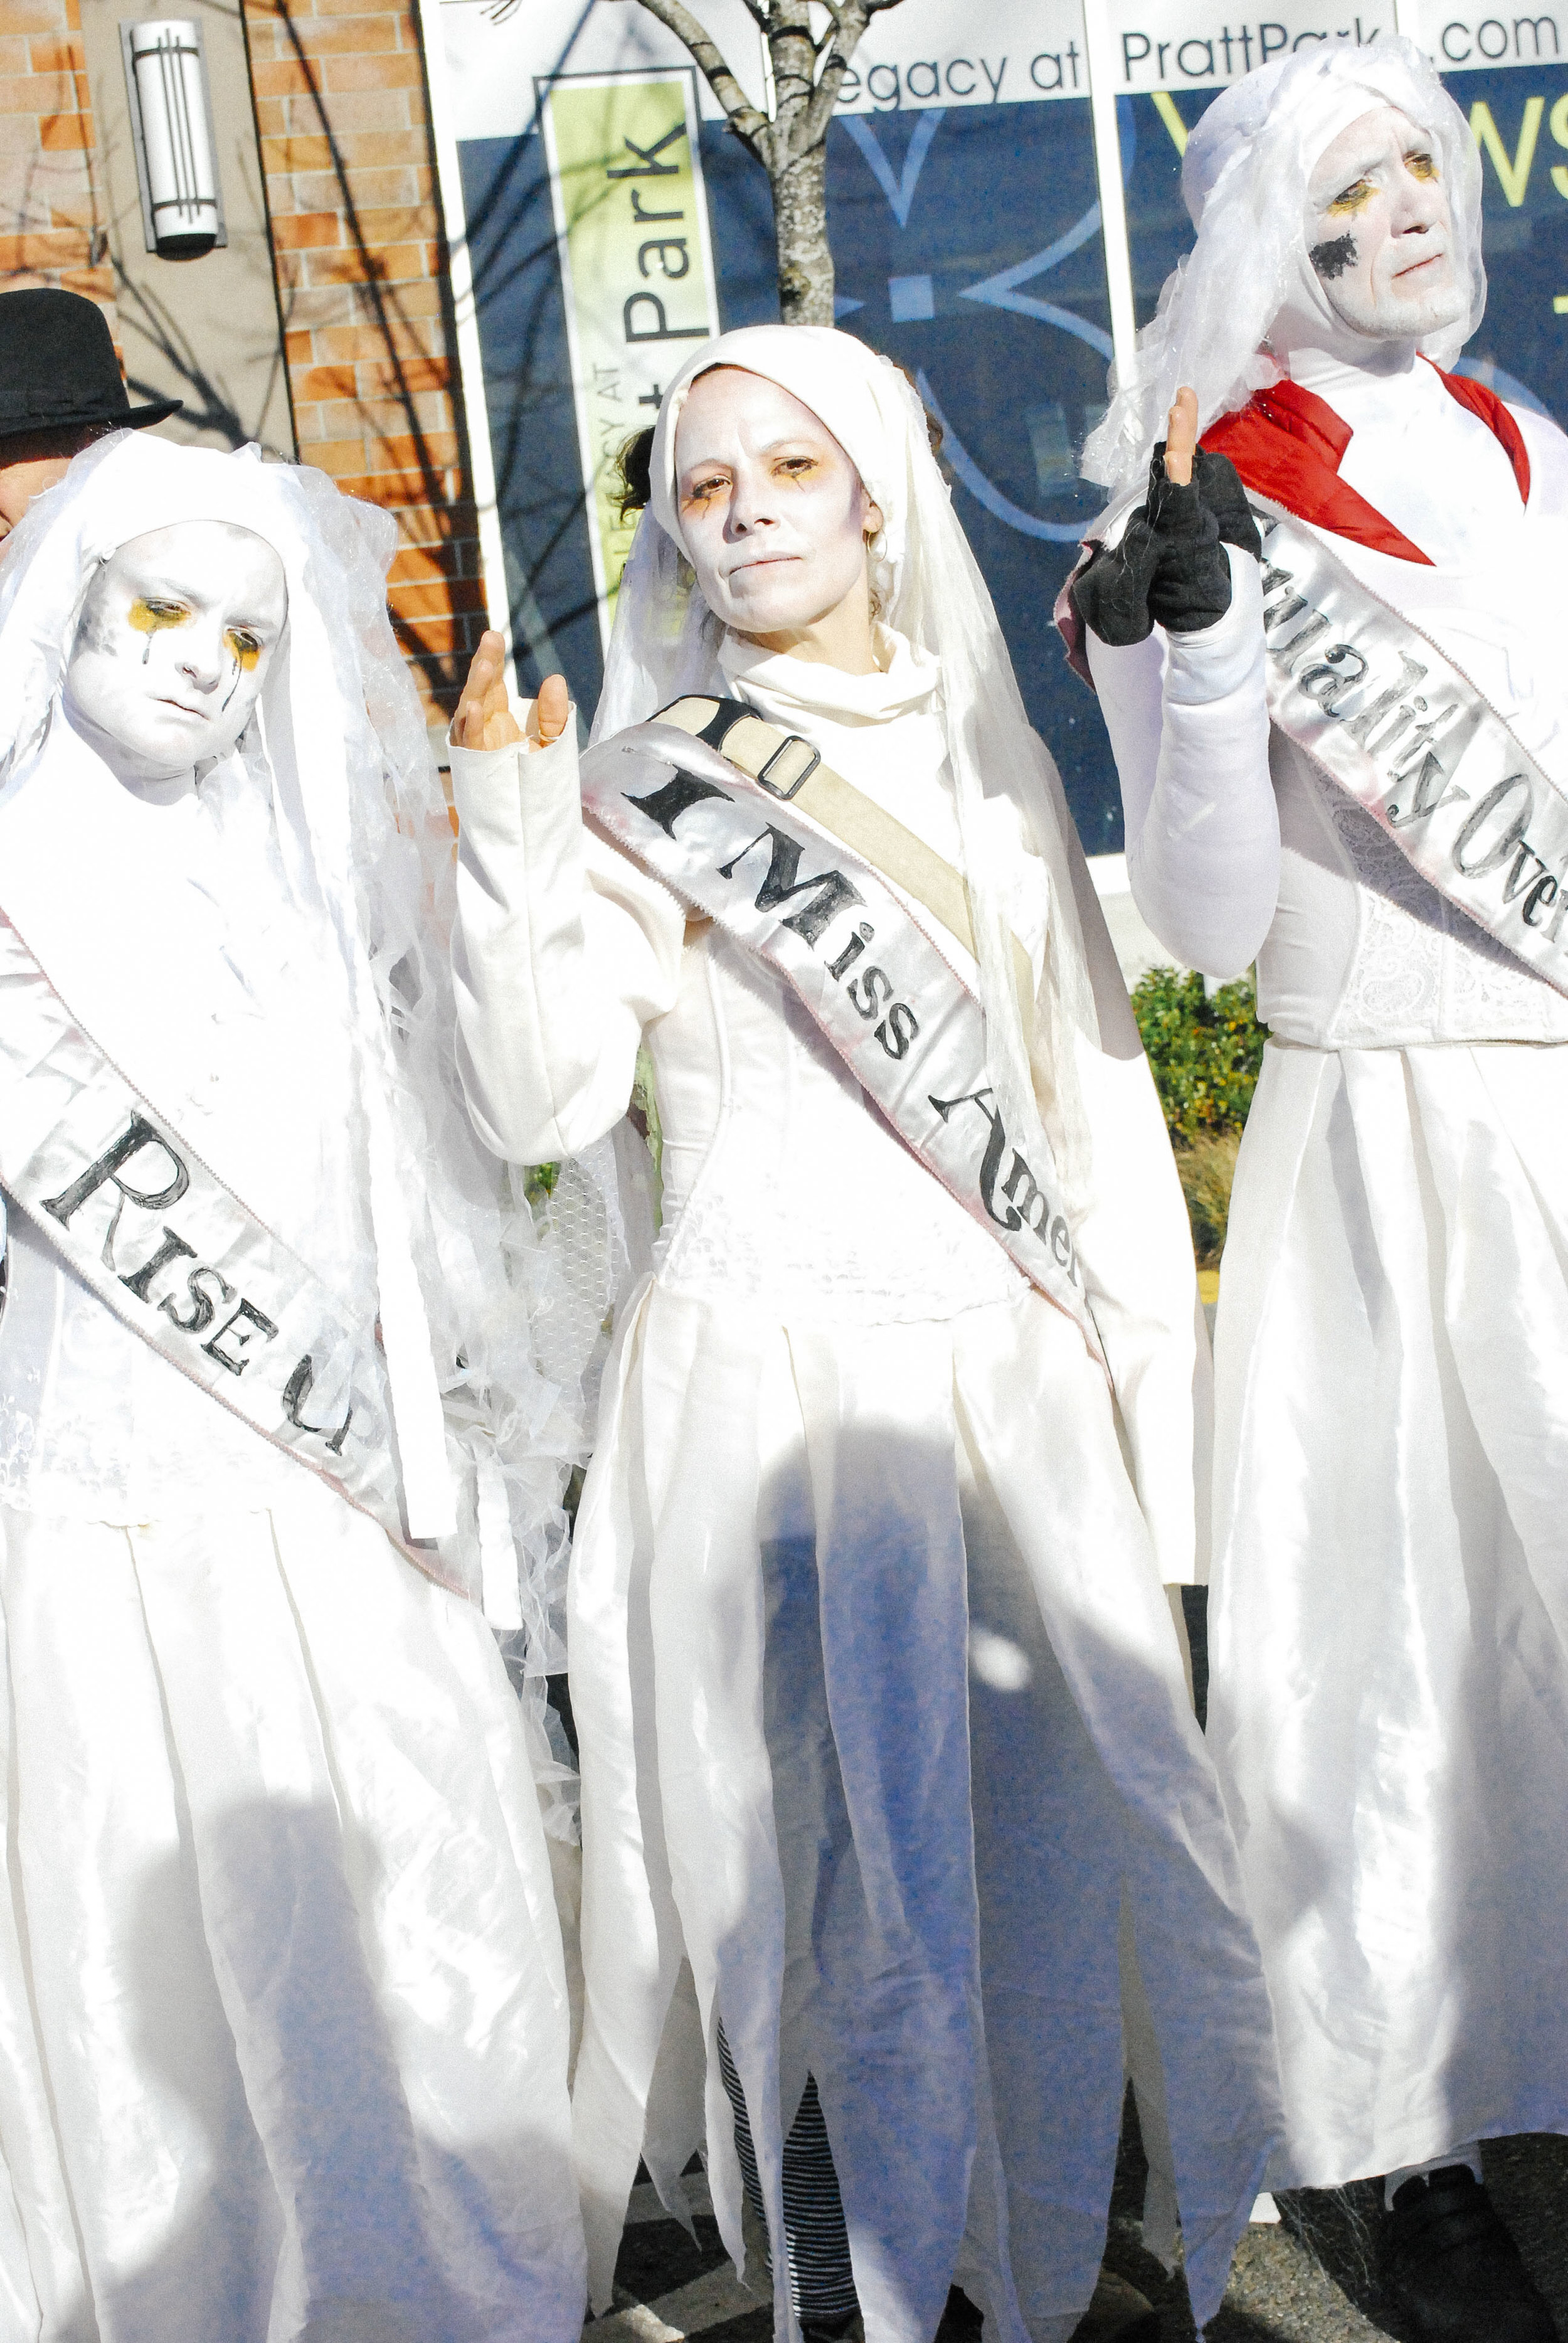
[1401,1,1568,66]
[1106,4,1399,92]
[438,0,1090,138]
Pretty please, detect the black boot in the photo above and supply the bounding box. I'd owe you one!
[933,2288,983,2342]
[1068,2270,1160,2342]
[1381,2164,1559,2342]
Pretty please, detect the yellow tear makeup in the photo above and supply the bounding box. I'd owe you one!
[127,595,192,666]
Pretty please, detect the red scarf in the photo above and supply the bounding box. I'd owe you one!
[1200,364,1530,565]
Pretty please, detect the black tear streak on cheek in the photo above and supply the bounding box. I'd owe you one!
[1310,233,1358,282]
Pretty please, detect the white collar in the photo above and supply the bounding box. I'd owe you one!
[718,624,940,728]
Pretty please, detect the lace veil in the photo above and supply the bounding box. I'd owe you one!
[1081,36,1485,499]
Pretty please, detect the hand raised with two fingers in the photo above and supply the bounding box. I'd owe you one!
[453,630,571,755]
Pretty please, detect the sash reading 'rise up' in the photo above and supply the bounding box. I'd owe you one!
[0,916,441,1578]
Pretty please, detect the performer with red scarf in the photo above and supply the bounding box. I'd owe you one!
[1065,39,1567,2343]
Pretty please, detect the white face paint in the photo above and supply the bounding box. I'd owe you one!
[674,367,882,647]
[1305,103,1468,342]
[64,521,288,786]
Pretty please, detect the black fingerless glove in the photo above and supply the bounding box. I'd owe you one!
[1071,445,1262,648]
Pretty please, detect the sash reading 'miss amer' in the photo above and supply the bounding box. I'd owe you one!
[1252,496,1568,994]
[0,916,430,1569]
[579,705,1105,1366]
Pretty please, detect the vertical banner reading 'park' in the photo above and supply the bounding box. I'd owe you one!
[541,70,721,645]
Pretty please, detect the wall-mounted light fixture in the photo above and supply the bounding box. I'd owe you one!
[120,18,226,260]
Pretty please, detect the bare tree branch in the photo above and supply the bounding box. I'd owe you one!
[798,40,853,144]
[608,0,911,323]
[797,0,886,147]
[626,0,771,151]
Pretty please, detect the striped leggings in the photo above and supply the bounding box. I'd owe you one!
[716,2026,860,2332]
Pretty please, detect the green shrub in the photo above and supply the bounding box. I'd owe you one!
[1131,967,1266,1147]
[1176,1129,1242,1267]
[1131,969,1268,1267]
[523,1162,561,1209]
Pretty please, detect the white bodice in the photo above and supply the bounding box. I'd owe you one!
[453,632,1043,1327]
[648,923,1023,1324]
[1092,358,1568,1044]
[1259,378,1568,1044]
[0,729,361,1516]
[1258,743,1568,1047]
[449,630,1206,1582]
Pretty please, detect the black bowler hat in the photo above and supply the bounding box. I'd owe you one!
[0,287,181,443]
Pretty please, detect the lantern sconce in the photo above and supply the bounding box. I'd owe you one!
[120,18,226,260]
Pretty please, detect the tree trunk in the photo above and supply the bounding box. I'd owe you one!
[773,139,833,324]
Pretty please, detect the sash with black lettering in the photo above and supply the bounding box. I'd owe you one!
[579,701,1104,1364]
[1249,495,1568,992]
[0,920,433,1571]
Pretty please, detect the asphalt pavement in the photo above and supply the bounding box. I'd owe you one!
[1106,2110,1568,2340]
[590,2127,1568,2342]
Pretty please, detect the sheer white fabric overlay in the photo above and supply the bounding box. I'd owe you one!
[0,435,595,2337]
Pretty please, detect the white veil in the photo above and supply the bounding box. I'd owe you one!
[593,323,1131,1206]
[590,324,1209,1582]
[1081,36,1485,498]
[0,432,610,1781]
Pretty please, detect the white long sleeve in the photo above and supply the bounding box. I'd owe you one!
[1087,546,1280,980]
[450,721,685,1166]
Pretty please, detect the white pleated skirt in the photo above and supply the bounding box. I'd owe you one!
[567,1276,1279,2343]
[1210,1038,1568,2189]
[0,1477,585,2343]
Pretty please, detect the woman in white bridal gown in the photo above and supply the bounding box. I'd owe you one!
[0,432,586,2343]
[447,326,1281,2343]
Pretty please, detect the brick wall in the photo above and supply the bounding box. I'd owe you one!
[0,0,115,315]
[242,0,486,720]
[1,0,485,726]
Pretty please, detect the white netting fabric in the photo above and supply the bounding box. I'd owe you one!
[593,322,1126,1206]
[1081,36,1485,497]
[0,432,615,1812]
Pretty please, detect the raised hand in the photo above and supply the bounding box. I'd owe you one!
[1071,382,1259,649]
[533,672,569,747]
[453,630,571,755]
[1164,386,1199,487]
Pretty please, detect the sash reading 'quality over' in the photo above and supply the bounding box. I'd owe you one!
[579,698,1104,1366]
[1249,496,1568,994]
[0,920,441,1579]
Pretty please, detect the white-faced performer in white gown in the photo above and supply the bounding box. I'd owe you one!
[446,324,1281,2343]
[1066,37,1568,2340]
[0,433,590,2342]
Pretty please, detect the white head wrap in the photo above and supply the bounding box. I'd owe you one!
[0,432,609,1733]
[1081,35,1485,496]
[594,323,1132,1200]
